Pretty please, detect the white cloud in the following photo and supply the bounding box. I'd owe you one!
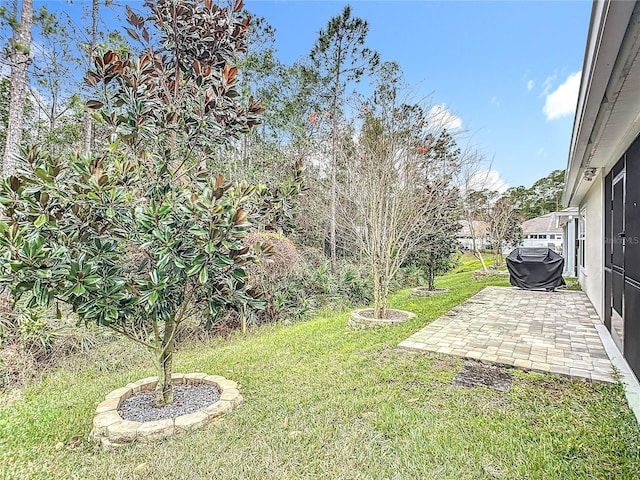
[543,71,581,120]
[428,103,462,130]
[527,79,535,91]
[490,96,500,107]
[468,169,509,194]
[541,72,558,97]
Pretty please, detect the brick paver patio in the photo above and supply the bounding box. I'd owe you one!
[399,286,616,383]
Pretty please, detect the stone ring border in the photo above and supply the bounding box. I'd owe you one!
[91,372,243,450]
[410,287,450,297]
[347,308,416,329]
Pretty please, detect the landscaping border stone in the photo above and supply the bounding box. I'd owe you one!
[90,373,242,450]
[472,269,509,279]
[410,287,450,297]
[347,308,415,329]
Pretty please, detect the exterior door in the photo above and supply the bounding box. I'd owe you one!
[611,170,625,352]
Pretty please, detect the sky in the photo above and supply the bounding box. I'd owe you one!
[245,0,593,191]
[30,0,592,192]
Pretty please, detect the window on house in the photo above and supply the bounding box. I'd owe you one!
[540,234,547,239]
[549,234,555,239]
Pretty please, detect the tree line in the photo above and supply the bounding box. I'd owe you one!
[0,0,567,401]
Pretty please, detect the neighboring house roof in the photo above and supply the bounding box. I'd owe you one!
[563,1,640,206]
[522,213,563,235]
[457,220,489,237]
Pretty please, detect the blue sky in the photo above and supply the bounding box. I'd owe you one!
[246,0,592,190]
[33,0,591,191]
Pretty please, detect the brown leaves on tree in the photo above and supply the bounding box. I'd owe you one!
[223,65,238,85]
[125,5,144,29]
[234,208,247,226]
[85,0,263,163]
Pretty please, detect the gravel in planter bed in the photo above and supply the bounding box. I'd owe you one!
[119,383,221,422]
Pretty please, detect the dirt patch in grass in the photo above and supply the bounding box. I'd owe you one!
[453,360,513,392]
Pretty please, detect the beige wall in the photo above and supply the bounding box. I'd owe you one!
[579,172,604,319]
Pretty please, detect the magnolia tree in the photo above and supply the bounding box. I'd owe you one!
[0,0,270,407]
[340,64,460,318]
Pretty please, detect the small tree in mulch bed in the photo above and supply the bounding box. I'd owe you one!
[407,217,460,291]
[0,0,271,407]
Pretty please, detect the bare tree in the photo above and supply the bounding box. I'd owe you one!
[455,153,496,272]
[3,0,33,176]
[487,195,522,265]
[340,73,460,318]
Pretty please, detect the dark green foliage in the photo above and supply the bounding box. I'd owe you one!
[309,5,379,85]
[404,198,461,290]
[0,147,265,330]
[87,0,264,180]
[243,233,372,327]
[251,159,304,234]
[507,169,565,220]
[301,261,373,307]
[414,225,462,290]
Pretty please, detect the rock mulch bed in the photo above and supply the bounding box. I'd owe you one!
[91,372,242,450]
[347,308,415,329]
[119,382,221,423]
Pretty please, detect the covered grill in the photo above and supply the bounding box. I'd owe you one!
[506,247,566,291]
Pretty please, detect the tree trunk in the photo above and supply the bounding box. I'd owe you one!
[372,263,388,319]
[428,268,435,290]
[329,102,338,274]
[474,248,488,271]
[3,0,33,177]
[155,316,176,407]
[83,0,99,154]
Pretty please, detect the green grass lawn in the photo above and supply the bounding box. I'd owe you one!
[1,265,639,479]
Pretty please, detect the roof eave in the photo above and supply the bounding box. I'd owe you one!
[563,0,638,206]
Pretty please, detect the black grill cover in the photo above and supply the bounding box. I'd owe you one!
[506,248,566,290]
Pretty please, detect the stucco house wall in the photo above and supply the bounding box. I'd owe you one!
[579,174,604,319]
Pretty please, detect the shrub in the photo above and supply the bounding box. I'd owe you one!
[0,305,112,390]
[211,239,374,329]
[246,232,303,280]
[242,232,308,326]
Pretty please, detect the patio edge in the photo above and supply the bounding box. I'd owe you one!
[596,324,640,424]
